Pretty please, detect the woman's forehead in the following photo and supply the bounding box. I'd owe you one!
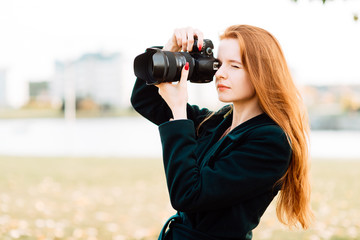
[217,38,241,61]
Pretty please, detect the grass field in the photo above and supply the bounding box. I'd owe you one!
[0,156,359,240]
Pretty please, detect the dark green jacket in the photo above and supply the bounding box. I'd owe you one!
[131,78,292,240]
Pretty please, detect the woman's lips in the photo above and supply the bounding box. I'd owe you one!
[217,84,230,91]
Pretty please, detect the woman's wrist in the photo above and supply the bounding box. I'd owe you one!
[171,106,187,120]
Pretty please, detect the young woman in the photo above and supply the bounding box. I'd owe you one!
[131,25,312,240]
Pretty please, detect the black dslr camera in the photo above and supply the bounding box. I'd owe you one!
[133,39,219,85]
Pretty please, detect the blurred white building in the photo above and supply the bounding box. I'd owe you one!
[51,52,126,109]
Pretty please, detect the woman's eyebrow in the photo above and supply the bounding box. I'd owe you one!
[216,58,242,65]
[228,59,242,65]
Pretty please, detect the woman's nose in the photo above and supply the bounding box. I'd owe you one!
[215,65,226,80]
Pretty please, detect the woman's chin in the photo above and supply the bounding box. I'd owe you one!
[217,96,232,103]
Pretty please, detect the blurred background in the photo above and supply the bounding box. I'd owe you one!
[0,0,359,239]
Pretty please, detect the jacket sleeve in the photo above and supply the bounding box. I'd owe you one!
[130,77,212,127]
[158,119,292,213]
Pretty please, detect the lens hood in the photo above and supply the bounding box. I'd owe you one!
[133,48,161,85]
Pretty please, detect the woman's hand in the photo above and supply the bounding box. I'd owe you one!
[155,27,204,120]
[163,27,204,52]
[156,62,190,120]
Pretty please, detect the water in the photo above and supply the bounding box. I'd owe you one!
[0,117,359,159]
[0,117,162,158]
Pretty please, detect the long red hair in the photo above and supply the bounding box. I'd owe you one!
[220,25,313,229]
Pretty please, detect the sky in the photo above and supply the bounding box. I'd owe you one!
[0,0,359,107]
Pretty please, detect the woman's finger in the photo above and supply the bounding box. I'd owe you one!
[186,27,195,52]
[171,27,203,52]
[180,28,188,52]
[193,29,204,51]
[174,29,183,50]
[179,62,190,86]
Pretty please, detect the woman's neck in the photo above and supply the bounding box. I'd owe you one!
[230,99,264,130]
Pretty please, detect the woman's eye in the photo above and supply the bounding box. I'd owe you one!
[231,65,240,69]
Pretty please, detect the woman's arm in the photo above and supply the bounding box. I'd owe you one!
[159,119,292,213]
[130,77,173,125]
[130,77,212,126]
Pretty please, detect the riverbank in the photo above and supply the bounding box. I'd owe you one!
[0,156,359,240]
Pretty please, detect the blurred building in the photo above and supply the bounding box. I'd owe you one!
[0,69,7,107]
[26,81,52,108]
[51,52,125,110]
[302,84,360,130]
[29,81,49,98]
[302,85,360,114]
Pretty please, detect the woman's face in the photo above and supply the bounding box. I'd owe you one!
[215,38,256,105]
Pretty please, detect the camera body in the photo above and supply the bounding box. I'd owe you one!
[134,39,219,85]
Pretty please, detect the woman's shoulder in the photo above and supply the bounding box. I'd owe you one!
[247,115,287,138]
[246,116,291,152]
[251,123,287,139]
[228,113,287,142]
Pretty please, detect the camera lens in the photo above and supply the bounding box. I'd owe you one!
[152,51,167,79]
[134,40,218,85]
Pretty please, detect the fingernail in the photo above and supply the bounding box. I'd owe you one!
[184,62,189,71]
[198,44,202,51]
